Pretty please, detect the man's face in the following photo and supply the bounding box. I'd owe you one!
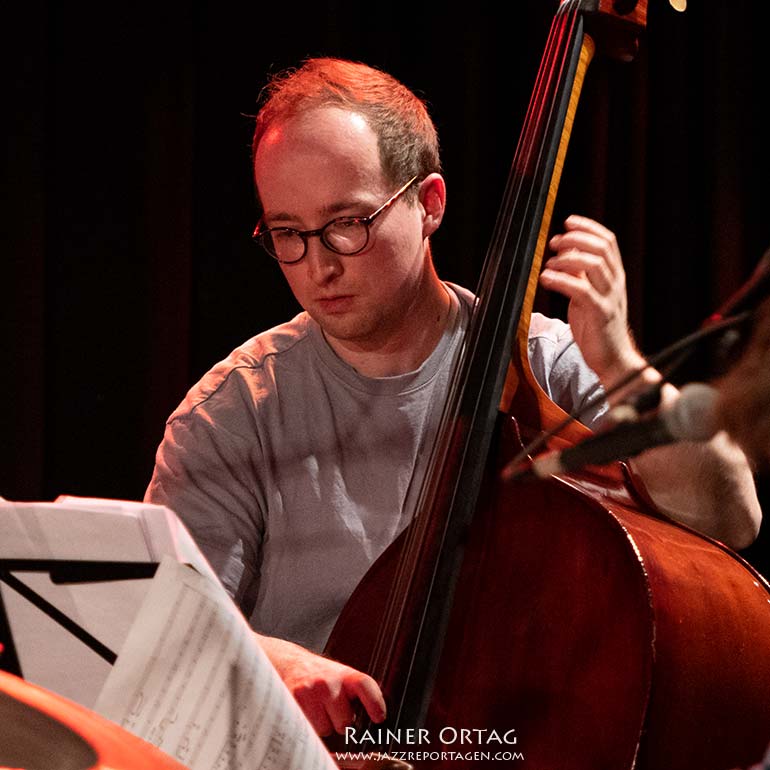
[253,107,430,354]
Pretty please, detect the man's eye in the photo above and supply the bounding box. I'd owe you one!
[333,219,359,230]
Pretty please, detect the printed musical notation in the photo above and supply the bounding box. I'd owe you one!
[95,557,336,770]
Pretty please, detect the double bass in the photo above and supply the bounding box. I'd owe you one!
[327,2,770,768]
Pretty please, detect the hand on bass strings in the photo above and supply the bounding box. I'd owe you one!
[540,215,762,548]
[257,633,387,736]
[540,215,647,391]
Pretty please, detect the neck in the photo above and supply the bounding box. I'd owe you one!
[325,270,452,378]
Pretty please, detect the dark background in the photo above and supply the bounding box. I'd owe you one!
[4,2,770,576]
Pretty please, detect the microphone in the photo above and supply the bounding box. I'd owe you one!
[506,383,720,480]
[605,381,664,425]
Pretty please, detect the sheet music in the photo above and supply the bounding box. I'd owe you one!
[51,496,218,581]
[94,557,337,770]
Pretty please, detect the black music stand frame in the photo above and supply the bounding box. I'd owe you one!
[0,559,159,677]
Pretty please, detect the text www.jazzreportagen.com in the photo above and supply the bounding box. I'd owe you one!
[335,750,525,762]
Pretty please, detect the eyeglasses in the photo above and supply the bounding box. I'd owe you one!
[252,175,419,265]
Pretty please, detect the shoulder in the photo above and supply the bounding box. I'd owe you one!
[439,289,605,426]
[527,313,575,360]
[445,284,573,353]
[444,284,571,344]
[167,312,315,425]
[528,313,606,427]
[528,312,571,343]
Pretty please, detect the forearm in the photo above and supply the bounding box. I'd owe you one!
[629,423,761,550]
[605,357,761,550]
[256,632,313,680]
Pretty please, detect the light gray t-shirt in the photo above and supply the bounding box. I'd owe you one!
[145,285,605,652]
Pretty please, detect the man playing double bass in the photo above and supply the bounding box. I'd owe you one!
[145,58,761,737]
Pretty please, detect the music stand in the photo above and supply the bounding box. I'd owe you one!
[0,559,161,677]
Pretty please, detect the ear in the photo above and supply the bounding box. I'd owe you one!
[418,173,446,239]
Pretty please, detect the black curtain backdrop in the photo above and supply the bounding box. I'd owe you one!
[4,2,770,575]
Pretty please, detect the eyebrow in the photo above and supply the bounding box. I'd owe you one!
[264,197,375,225]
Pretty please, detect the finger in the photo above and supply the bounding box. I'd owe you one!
[563,214,616,243]
[325,689,357,735]
[551,228,618,262]
[553,219,622,273]
[551,230,608,255]
[344,674,387,724]
[539,269,600,308]
[543,252,613,294]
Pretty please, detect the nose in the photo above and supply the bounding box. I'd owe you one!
[304,236,343,285]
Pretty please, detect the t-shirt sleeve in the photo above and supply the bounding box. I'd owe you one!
[527,313,608,430]
[144,394,265,617]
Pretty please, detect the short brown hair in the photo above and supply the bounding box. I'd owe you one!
[252,58,441,197]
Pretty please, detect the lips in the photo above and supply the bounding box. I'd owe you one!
[316,295,354,313]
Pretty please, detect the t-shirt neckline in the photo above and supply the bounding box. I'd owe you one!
[307,285,466,396]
